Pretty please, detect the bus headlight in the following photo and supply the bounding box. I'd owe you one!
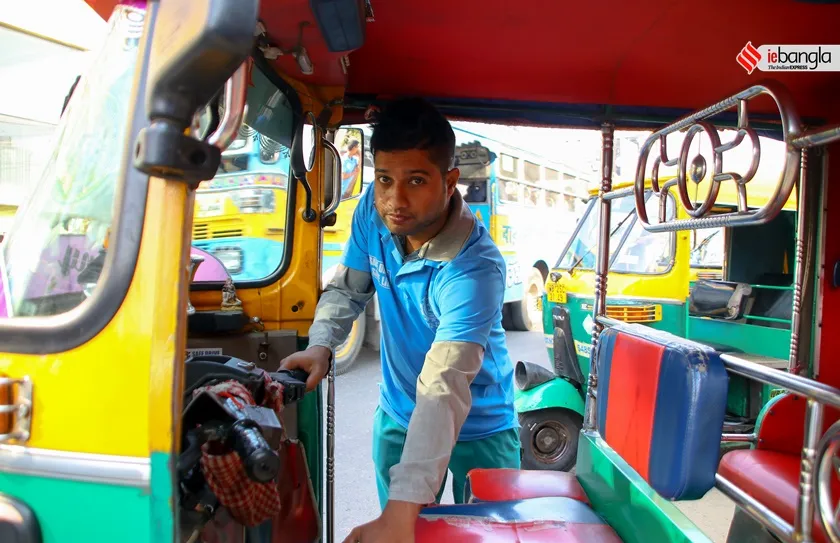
[230,189,275,214]
[213,246,243,274]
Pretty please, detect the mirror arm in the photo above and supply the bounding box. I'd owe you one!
[321,139,342,225]
[297,174,317,223]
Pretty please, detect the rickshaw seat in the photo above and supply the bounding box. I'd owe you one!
[464,468,589,503]
[596,323,729,500]
[719,449,838,543]
[416,497,623,542]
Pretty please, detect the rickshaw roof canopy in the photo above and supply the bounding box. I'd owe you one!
[85,0,840,129]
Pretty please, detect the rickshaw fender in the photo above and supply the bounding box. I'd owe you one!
[514,377,585,416]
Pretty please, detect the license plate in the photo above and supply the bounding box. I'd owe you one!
[546,281,567,304]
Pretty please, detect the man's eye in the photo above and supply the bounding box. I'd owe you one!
[410,177,426,185]
[377,176,391,184]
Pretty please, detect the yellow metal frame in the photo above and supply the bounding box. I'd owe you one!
[0,69,341,463]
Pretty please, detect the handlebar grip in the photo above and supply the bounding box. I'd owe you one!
[228,420,279,483]
[270,368,310,404]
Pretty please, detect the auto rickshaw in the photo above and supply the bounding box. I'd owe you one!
[516,158,798,471]
[1,1,840,543]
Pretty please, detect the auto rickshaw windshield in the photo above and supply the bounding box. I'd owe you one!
[0,5,145,318]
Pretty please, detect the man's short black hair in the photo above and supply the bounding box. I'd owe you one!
[369,97,455,174]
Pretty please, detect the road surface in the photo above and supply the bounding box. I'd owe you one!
[331,330,735,541]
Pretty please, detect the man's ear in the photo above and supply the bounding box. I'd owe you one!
[445,167,460,197]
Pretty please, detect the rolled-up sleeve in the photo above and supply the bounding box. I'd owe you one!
[387,259,506,504]
[308,265,374,350]
[309,188,376,349]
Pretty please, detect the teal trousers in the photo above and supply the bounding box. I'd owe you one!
[371,406,521,509]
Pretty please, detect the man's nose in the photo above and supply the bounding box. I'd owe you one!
[390,183,410,209]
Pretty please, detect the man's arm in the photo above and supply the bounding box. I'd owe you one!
[308,264,375,350]
[387,260,505,504]
[387,340,484,504]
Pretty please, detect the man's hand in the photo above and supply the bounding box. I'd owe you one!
[341,500,423,543]
[278,346,331,392]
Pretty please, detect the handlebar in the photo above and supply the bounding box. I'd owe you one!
[179,357,310,485]
[228,418,279,483]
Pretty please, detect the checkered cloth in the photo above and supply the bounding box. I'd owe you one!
[194,372,286,527]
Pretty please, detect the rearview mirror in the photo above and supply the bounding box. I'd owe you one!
[292,112,319,178]
[336,127,365,201]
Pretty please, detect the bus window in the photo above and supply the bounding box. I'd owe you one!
[458,180,488,203]
[524,160,540,183]
[500,153,518,178]
[499,178,520,203]
[611,193,676,274]
[524,185,540,206]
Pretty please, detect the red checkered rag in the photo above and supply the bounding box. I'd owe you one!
[195,373,286,527]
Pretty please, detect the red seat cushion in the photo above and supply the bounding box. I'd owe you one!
[466,468,589,503]
[719,449,839,543]
[416,497,623,542]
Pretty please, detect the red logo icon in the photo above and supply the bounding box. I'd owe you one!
[737,42,761,74]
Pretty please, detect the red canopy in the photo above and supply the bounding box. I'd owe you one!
[85,0,840,126]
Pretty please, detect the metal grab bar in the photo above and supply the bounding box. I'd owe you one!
[721,353,840,411]
[322,139,342,219]
[207,62,248,151]
[792,124,840,149]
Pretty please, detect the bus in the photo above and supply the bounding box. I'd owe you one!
[450,124,592,333]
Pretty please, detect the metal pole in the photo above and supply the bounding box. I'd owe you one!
[583,122,614,432]
[788,148,808,374]
[796,399,824,542]
[326,362,336,543]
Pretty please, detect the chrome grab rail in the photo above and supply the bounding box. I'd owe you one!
[714,351,839,543]
[633,81,803,233]
[322,139,342,219]
[793,124,840,149]
[207,61,248,151]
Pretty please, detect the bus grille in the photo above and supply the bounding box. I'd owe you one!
[696,271,723,280]
[605,304,662,323]
[192,223,243,240]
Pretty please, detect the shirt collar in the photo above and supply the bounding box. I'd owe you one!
[421,189,474,262]
[377,189,475,263]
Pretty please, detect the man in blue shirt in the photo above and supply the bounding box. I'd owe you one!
[280,97,519,543]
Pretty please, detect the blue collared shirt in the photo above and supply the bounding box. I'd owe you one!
[341,186,516,440]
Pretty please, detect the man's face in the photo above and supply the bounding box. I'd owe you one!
[373,149,458,237]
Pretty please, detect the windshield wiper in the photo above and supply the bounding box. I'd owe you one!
[567,208,636,275]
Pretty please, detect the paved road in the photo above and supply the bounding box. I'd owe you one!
[331,330,734,541]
